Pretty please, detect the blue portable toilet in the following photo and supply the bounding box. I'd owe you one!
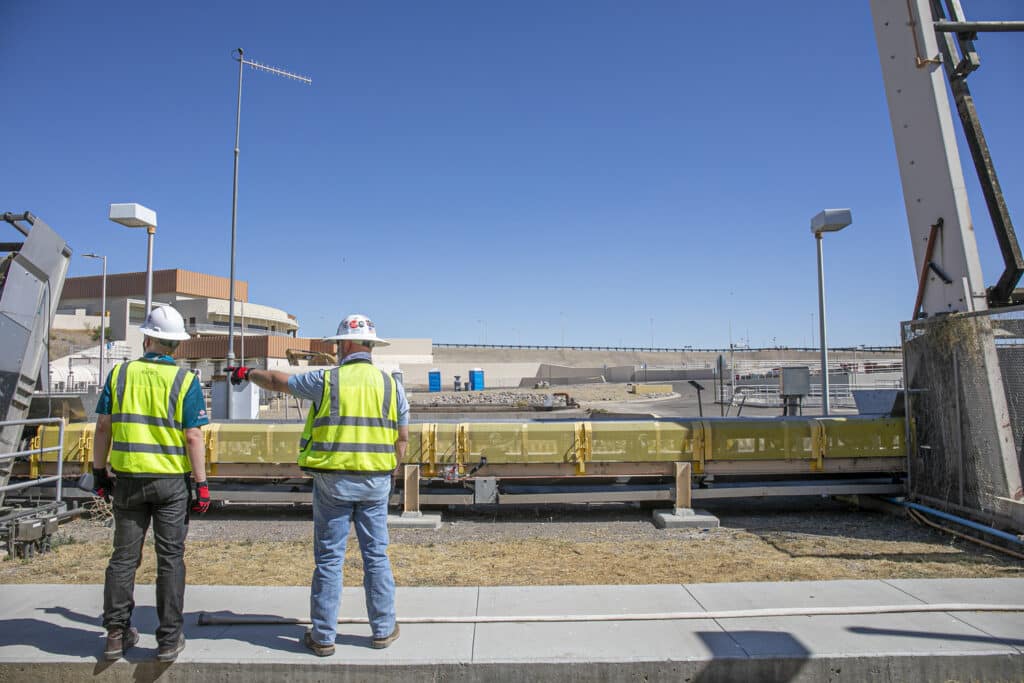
[469,368,485,391]
[428,369,442,392]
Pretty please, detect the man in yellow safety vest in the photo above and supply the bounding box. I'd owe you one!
[92,304,210,662]
[229,313,408,656]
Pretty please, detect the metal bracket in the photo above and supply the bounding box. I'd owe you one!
[810,420,827,472]
[422,423,437,478]
[456,423,469,476]
[572,422,592,474]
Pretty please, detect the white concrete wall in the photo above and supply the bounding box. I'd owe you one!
[52,309,102,331]
[400,362,542,390]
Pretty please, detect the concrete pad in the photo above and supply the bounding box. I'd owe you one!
[473,584,737,663]
[388,512,442,529]
[686,578,920,610]
[884,577,1024,605]
[473,619,738,663]
[652,508,720,529]
[2,580,1024,681]
[885,578,1024,654]
[721,612,1020,658]
[478,584,698,616]
[188,584,477,665]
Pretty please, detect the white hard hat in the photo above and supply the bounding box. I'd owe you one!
[322,313,390,346]
[139,305,191,341]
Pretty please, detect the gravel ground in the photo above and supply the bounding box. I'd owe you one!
[51,496,1014,547]
[5,497,1020,586]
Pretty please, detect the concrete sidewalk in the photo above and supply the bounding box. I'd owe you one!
[0,578,1022,682]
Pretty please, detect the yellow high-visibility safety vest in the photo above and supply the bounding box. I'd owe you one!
[108,360,195,476]
[298,361,398,473]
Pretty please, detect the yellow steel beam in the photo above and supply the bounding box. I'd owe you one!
[34,417,906,475]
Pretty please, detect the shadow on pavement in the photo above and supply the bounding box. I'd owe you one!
[696,630,809,683]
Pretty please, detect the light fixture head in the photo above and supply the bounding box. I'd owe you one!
[109,203,157,229]
[810,208,852,235]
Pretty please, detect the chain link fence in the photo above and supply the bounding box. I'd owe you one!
[902,307,1024,527]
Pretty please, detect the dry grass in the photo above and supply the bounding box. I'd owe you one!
[3,524,1019,587]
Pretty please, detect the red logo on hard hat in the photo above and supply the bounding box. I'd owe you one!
[349,320,358,329]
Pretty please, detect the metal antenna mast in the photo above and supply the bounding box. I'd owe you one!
[226,48,311,419]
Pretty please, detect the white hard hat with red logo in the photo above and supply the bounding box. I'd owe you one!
[322,313,390,346]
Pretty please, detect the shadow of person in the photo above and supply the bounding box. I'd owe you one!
[191,610,364,652]
[0,617,103,658]
[41,605,168,664]
[695,630,810,683]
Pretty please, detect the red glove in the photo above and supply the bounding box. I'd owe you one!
[191,481,210,514]
[227,366,250,385]
[92,467,114,501]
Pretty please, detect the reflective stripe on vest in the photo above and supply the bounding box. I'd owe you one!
[108,360,194,475]
[298,362,398,472]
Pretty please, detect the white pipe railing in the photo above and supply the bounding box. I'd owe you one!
[727,382,902,408]
[0,417,65,501]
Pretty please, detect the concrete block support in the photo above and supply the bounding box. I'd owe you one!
[653,462,720,529]
[390,465,442,529]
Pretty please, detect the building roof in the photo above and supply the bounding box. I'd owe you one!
[177,335,334,360]
[62,269,249,302]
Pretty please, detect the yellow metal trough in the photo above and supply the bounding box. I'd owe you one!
[20,416,905,481]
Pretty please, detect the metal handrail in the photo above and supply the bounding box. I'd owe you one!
[0,417,65,501]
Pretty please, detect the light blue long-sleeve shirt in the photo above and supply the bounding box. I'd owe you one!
[287,352,409,427]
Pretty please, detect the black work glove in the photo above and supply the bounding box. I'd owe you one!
[226,366,250,385]
[92,467,114,501]
[191,481,210,514]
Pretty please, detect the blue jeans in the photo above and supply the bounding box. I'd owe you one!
[310,471,396,644]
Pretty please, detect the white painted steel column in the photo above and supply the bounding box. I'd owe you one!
[816,233,830,416]
[869,0,986,315]
[145,227,154,315]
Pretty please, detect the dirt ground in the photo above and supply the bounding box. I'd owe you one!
[2,498,1020,586]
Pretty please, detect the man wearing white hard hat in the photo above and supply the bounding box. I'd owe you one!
[92,305,210,662]
[229,313,408,656]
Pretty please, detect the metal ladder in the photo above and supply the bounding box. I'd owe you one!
[0,212,71,508]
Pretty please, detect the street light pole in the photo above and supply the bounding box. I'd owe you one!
[226,47,311,419]
[145,227,154,314]
[83,253,107,386]
[815,232,831,415]
[109,203,157,318]
[810,208,853,417]
[227,48,244,396]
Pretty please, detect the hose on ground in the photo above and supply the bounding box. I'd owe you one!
[198,603,1024,626]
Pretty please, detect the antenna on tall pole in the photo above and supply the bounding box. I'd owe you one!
[226,48,311,419]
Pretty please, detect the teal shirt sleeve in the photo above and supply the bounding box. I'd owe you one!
[182,376,209,428]
[95,372,113,415]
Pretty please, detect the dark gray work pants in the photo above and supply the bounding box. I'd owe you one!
[102,476,189,648]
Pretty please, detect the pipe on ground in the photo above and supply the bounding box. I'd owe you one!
[886,497,1024,547]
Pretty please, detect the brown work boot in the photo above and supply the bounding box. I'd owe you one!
[103,626,139,661]
[371,623,400,649]
[156,633,186,662]
[303,628,335,657]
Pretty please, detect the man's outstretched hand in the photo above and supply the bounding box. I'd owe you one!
[226,367,250,385]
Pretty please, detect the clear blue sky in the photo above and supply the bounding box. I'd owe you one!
[2,1,1021,348]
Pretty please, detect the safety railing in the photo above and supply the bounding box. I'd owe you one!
[728,382,901,409]
[0,418,65,501]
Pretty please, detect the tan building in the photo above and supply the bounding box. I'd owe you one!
[59,269,298,350]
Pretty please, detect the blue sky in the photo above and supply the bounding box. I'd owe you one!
[2,1,1021,348]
